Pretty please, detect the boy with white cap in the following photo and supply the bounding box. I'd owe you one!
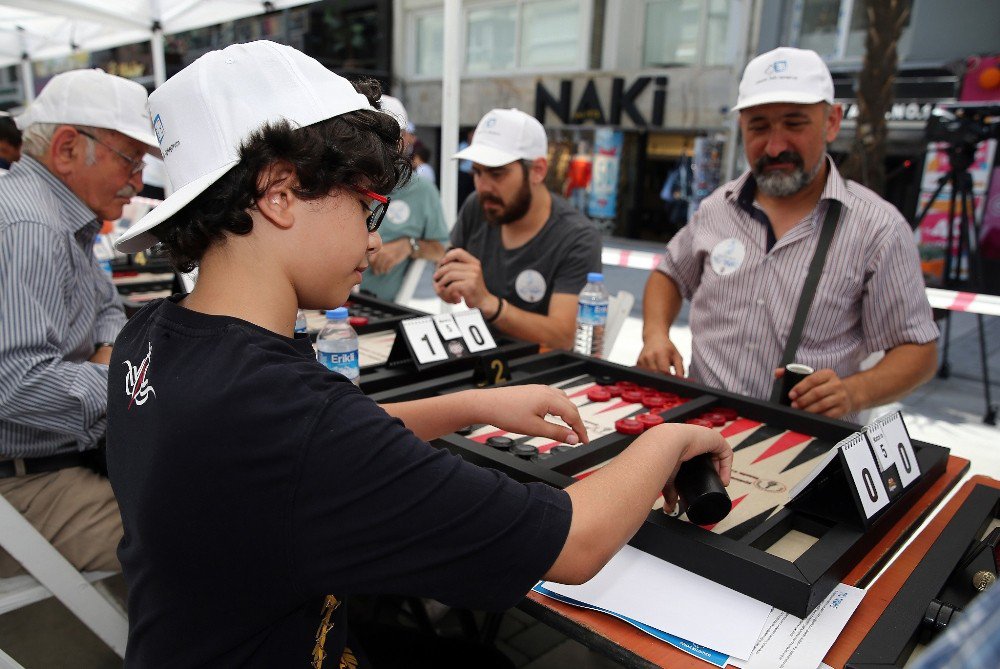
[106,41,730,667]
[639,47,938,421]
[0,68,158,577]
[433,108,601,350]
[359,95,448,301]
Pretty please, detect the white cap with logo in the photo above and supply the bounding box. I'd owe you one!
[453,108,547,168]
[15,68,159,154]
[732,47,834,112]
[115,40,374,254]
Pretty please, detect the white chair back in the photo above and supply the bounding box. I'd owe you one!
[0,493,127,657]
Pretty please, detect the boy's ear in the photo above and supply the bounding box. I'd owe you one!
[256,161,297,229]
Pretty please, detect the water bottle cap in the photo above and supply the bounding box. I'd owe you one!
[587,272,604,283]
[326,307,349,319]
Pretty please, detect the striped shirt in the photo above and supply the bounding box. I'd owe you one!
[656,158,938,419]
[0,155,126,458]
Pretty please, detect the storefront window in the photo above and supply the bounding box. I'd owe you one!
[704,0,731,66]
[306,4,382,73]
[415,11,444,76]
[466,6,517,73]
[793,0,912,62]
[797,0,841,57]
[521,0,580,69]
[843,1,869,59]
[169,1,390,79]
[643,0,730,67]
[459,0,585,75]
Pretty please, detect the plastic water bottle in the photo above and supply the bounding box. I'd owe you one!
[294,309,308,335]
[316,307,360,385]
[574,272,609,358]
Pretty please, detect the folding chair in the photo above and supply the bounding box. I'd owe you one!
[0,494,127,658]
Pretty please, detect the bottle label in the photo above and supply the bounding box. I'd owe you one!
[318,349,359,379]
[577,302,608,325]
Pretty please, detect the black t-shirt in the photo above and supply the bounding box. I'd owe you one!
[106,295,572,668]
[451,193,601,314]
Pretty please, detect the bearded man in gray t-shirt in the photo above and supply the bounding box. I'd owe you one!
[433,109,601,350]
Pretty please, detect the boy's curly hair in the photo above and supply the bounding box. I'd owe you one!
[155,77,410,272]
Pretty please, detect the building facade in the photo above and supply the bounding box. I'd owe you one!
[395,0,752,238]
[395,0,999,238]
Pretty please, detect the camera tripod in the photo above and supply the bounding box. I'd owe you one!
[913,140,997,425]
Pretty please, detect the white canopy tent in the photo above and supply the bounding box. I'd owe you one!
[0,0,323,101]
[0,0,464,302]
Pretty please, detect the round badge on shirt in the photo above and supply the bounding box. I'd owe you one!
[515,269,547,303]
[710,238,745,276]
[385,200,411,226]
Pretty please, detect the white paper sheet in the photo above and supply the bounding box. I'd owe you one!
[542,545,772,660]
[740,584,865,669]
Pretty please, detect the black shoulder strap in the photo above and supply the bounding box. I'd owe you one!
[769,200,843,403]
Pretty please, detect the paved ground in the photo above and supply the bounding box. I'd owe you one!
[2,243,997,668]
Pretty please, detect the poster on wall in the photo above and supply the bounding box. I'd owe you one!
[980,167,1000,294]
[914,139,997,288]
[691,136,724,212]
[588,129,624,220]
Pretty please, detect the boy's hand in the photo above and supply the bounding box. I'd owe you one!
[656,424,732,514]
[472,385,589,446]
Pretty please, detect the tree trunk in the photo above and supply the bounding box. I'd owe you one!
[839,0,912,195]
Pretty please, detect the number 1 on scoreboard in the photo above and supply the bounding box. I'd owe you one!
[400,317,449,364]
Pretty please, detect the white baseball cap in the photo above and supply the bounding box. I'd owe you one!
[453,108,547,168]
[732,47,834,112]
[115,40,374,253]
[16,69,158,154]
[380,95,409,132]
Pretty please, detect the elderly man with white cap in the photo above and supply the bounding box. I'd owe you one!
[639,47,938,422]
[0,68,158,577]
[433,108,601,350]
[359,95,448,301]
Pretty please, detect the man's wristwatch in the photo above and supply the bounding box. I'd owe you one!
[408,237,421,259]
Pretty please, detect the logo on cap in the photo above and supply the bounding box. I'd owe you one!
[765,60,788,76]
[153,114,164,145]
[484,116,497,129]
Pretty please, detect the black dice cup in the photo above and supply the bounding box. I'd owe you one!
[779,363,815,407]
[673,453,731,525]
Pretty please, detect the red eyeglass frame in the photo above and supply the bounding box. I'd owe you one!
[354,187,390,232]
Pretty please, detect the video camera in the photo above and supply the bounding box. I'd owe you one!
[925,105,1000,147]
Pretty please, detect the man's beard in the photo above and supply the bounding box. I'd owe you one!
[753,150,824,197]
[480,177,532,225]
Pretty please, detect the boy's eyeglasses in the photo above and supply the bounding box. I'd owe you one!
[354,187,390,232]
[75,128,146,176]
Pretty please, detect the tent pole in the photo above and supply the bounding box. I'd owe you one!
[440,0,461,229]
[19,57,34,104]
[150,25,166,89]
[17,27,34,103]
[396,0,462,309]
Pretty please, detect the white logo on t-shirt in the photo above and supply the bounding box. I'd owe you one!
[123,342,156,409]
[710,238,745,276]
[385,200,411,225]
[515,269,547,303]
